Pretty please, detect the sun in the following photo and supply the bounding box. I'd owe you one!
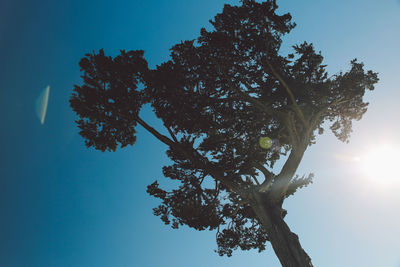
[357,144,400,181]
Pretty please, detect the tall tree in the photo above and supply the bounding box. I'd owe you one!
[70,0,378,266]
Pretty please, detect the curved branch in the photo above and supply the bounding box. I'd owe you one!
[262,144,307,199]
[309,99,352,130]
[252,161,275,183]
[264,58,309,128]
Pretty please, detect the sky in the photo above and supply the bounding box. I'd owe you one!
[1,0,400,266]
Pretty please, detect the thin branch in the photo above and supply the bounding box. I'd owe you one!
[199,172,207,185]
[264,58,309,128]
[310,99,352,129]
[136,117,176,147]
[165,124,178,143]
[252,161,274,182]
[251,174,260,185]
[110,109,176,148]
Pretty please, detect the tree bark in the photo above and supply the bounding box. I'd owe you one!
[250,193,314,267]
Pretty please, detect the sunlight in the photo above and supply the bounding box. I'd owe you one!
[357,144,400,181]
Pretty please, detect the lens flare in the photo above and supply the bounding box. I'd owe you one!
[35,85,50,124]
[259,136,273,149]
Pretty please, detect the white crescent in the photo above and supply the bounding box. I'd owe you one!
[36,85,50,124]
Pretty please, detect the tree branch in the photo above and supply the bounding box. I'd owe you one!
[264,58,309,128]
[136,117,176,147]
[189,149,245,195]
[309,99,352,130]
[251,174,260,185]
[252,161,275,183]
[288,112,301,147]
[259,175,274,193]
[135,116,244,195]
[165,124,179,143]
[261,144,307,200]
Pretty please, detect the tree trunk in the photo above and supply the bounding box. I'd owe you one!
[250,193,314,267]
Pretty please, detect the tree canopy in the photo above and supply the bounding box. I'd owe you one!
[70,0,378,264]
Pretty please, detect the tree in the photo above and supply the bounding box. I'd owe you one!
[70,1,378,266]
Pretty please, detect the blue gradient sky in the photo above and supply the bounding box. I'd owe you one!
[1,1,400,266]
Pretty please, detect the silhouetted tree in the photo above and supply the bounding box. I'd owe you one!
[70,1,378,266]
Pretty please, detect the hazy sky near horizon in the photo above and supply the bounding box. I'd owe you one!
[1,1,400,266]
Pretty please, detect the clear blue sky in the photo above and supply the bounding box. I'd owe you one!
[1,0,400,266]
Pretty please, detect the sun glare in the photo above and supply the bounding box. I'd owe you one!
[357,144,400,181]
